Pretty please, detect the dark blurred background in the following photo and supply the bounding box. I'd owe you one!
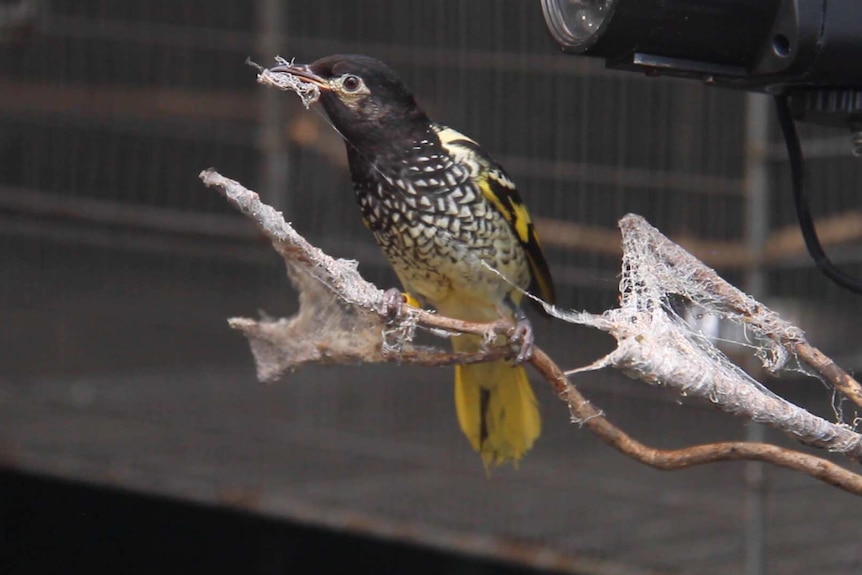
[1,1,861,574]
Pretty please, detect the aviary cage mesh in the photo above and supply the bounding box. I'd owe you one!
[1,1,860,574]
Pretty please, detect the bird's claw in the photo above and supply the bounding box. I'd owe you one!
[382,288,406,320]
[511,317,535,364]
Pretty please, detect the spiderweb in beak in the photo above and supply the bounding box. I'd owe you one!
[250,56,321,109]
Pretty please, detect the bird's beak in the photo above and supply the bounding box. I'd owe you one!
[267,62,332,91]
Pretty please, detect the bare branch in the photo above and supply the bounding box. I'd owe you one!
[530,347,862,495]
[199,168,862,496]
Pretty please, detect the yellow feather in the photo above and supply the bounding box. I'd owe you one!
[476,178,554,304]
[509,200,533,246]
[403,292,422,308]
[476,179,530,245]
[434,125,477,147]
[452,332,541,469]
[477,178,515,229]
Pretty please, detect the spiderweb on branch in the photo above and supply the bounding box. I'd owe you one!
[199,168,862,462]
[550,214,862,458]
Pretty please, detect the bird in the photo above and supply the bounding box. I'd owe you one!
[268,54,555,467]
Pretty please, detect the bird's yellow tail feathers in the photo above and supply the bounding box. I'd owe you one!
[452,333,541,468]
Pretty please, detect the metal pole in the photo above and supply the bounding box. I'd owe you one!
[743,92,771,575]
[256,0,289,212]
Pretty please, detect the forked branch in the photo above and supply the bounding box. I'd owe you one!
[200,168,862,496]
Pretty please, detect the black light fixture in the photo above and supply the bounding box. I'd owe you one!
[541,0,862,293]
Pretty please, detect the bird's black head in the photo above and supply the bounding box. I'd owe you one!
[269,54,430,152]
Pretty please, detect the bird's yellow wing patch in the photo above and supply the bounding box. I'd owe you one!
[433,123,555,305]
[477,173,555,306]
[476,179,527,244]
[434,125,478,147]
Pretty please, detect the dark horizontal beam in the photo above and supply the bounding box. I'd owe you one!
[0,184,257,240]
[0,79,257,123]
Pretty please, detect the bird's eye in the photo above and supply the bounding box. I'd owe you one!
[342,75,362,92]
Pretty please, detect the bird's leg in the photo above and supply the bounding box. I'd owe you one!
[382,288,407,320]
[382,288,422,319]
[503,294,534,363]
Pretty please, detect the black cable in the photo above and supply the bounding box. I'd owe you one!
[774,95,862,294]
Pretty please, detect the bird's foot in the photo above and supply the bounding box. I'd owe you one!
[382,288,406,320]
[510,316,534,364]
[502,294,534,363]
[382,289,422,319]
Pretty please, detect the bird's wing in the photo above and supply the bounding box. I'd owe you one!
[433,124,556,306]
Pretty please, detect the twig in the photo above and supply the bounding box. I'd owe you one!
[530,347,862,495]
[792,342,862,408]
